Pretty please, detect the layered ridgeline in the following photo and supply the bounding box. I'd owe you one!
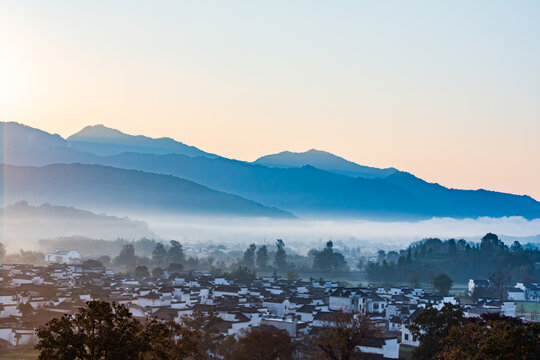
[0,163,293,218]
[0,201,157,241]
[1,121,540,219]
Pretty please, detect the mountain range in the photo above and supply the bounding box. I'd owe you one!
[1,121,539,220]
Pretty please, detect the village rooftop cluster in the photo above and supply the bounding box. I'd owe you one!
[1,252,538,359]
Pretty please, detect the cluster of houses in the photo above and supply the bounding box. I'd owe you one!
[468,278,540,302]
[0,261,536,359]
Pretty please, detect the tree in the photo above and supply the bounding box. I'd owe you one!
[256,245,269,271]
[168,263,184,272]
[151,267,164,278]
[286,270,299,280]
[36,301,146,359]
[179,311,225,359]
[432,273,453,296]
[437,316,540,360]
[96,256,111,267]
[82,259,103,267]
[115,243,137,270]
[167,240,185,266]
[18,302,33,317]
[312,241,348,273]
[152,243,167,266]
[134,265,150,279]
[242,244,256,270]
[229,326,295,360]
[409,304,465,360]
[489,270,510,300]
[480,233,505,255]
[0,242,6,263]
[313,311,380,360]
[447,239,457,257]
[274,239,287,273]
[143,318,203,360]
[510,240,522,252]
[226,266,256,281]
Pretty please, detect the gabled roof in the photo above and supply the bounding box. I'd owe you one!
[297,304,316,313]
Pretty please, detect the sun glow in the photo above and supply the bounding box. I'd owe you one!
[0,56,26,113]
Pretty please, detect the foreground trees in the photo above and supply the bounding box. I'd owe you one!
[409,304,465,360]
[409,304,540,360]
[36,301,225,360]
[310,312,379,360]
[36,302,389,360]
[437,318,540,360]
[37,301,539,360]
[36,301,146,360]
[37,301,297,359]
[226,326,295,360]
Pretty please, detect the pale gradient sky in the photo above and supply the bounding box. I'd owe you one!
[1,1,539,199]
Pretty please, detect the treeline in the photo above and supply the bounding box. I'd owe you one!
[39,237,162,258]
[236,240,348,278]
[36,301,381,360]
[366,233,540,284]
[80,238,353,284]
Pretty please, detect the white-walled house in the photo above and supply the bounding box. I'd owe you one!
[45,249,81,264]
[401,325,420,347]
[358,337,400,359]
[507,288,526,301]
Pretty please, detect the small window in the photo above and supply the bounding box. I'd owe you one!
[413,336,417,342]
[404,334,409,341]
[374,303,379,309]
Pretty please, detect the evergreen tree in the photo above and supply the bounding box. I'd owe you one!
[256,245,269,271]
[168,240,185,266]
[274,239,287,273]
[135,265,150,279]
[152,242,167,266]
[115,243,137,270]
[432,273,453,296]
[242,244,256,270]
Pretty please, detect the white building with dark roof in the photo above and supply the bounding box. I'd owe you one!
[45,249,81,265]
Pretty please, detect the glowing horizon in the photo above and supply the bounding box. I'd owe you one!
[1,1,539,200]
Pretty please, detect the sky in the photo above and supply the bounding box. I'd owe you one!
[1,1,539,199]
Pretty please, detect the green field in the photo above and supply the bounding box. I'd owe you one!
[399,344,415,360]
[516,301,540,321]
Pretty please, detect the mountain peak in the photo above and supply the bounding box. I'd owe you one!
[254,149,397,179]
[68,124,132,141]
[66,125,217,158]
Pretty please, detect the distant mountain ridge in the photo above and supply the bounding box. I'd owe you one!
[67,124,218,158]
[0,163,294,218]
[254,149,397,178]
[0,201,157,240]
[1,121,539,220]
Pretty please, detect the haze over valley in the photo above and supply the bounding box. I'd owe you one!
[1,121,539,252]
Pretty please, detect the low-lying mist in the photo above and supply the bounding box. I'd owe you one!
[3,204,540,254]
[143,214,540,254]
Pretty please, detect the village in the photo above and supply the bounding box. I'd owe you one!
[1,249,538,359]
